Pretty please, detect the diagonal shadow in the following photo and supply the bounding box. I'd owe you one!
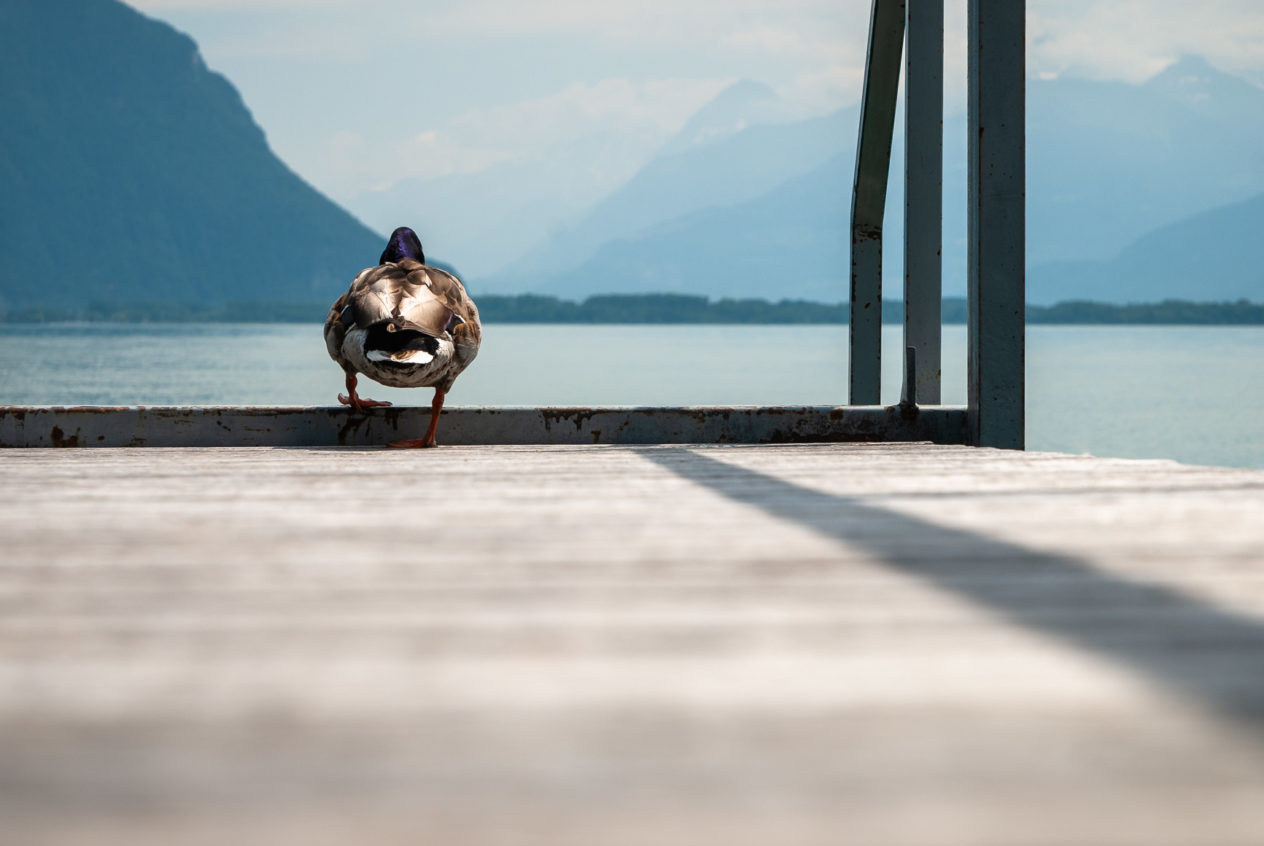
[640,447,1264,732]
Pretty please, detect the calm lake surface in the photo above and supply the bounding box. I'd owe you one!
[2,323,1262,470]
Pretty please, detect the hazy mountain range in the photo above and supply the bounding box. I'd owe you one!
[476,54,1264,305]
[347,80,812,281]
[1028,191,1264,303]
[2,0,1261,310]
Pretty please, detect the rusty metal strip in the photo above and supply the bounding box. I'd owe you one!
[0,406,970,448]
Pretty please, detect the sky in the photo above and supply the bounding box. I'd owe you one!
[122,0,1264,229]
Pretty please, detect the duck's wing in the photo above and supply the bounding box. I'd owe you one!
[324,264,406,367]
[403,260,482,366]
[324,286,354,367]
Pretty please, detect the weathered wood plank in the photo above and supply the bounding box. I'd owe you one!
[3,444,1264,845]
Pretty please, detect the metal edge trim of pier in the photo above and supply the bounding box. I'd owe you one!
[0,405,969,448]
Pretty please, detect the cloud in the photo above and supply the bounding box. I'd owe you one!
[416,76,727,181]
[447,77,728,150]
[1027,0,1264,82]
[428,0,870,55]
[308,75,728,198]
[394,129,511,180]
[127,0,1264,83]
[125,0,344,8]
[780,65,865,115]
[310,126,510,198]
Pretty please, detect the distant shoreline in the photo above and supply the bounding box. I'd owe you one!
[3,295,1262,325]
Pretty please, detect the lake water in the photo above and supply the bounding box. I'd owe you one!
[2,323,1262,470]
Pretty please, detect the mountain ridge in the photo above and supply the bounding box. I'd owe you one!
[1028,191,1264,304]
[487,55,1264,304]
[485,104,858,292]
[0,0,383,310]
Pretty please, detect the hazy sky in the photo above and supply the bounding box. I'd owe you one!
[123,0,1264,209]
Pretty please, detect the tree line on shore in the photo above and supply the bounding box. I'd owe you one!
[3,294,1263,325]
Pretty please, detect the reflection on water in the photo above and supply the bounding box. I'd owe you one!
[2,323,1262,469]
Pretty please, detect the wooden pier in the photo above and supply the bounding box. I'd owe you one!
[4,442,1264,845]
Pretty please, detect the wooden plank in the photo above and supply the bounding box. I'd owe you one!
[3,445,1264,845]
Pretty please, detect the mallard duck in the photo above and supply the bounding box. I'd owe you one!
[324,227,481,448]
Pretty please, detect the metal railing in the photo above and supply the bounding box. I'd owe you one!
[850,0,1024,448]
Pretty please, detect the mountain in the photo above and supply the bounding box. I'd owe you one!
[0,0,382,310]
[484,95,858,292]
[1145,55,1264,125]
[503,55,1264,303]
[346,79,807,282]
[1025,56,1264,267]
[538,154,853,301]
[1028,192,1264,304]
[654,79,787,157]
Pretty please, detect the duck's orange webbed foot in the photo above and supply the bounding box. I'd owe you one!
[338,393,392,410]
[338,373,391,412]
[387,388,445,449]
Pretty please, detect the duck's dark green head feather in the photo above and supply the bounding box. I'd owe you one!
[380,227,425,265]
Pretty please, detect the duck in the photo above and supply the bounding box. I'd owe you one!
[324,226,481,448]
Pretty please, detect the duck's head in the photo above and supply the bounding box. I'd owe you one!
[380,227,425,265]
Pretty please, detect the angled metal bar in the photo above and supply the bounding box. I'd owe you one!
[903,0,943,404]
[850,0,906,405]
[967,0,1025,448]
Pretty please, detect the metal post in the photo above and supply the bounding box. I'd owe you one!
[850,0,906,405]
[904,0,943,404]
[967,0,1025,448]
[899,346,918,410]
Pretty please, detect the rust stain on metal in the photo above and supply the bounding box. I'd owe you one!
[337,412,369,446]
[540,408,602,432]
[335,405,408,445]
[49,426,80,448]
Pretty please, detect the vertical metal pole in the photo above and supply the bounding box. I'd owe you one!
[967,0,1025,448]
[904,0,943,405]
[850,0,906,405]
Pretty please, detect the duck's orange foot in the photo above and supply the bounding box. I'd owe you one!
[386,387,445,449]
[338,393,392,410]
